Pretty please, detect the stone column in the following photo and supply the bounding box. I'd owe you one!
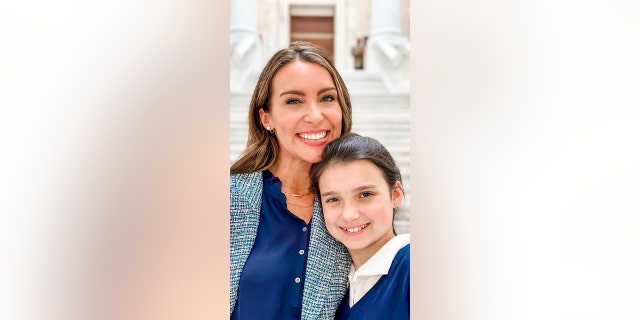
[365,0,410,92]
[370,0,403,36]
[230,0,261,92]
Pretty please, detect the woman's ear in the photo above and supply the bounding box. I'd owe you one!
[392,181,404,207]
[259,108,271,129]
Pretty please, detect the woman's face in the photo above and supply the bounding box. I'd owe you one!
[259,60,343,166]
[318,159,402,262]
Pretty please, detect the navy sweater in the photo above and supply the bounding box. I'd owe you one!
[335,244,410,320]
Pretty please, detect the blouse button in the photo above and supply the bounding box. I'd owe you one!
[295,277,301,283]
[299,249,305,255]
[302,227,308,232]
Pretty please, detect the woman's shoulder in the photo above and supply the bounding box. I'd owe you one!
[230,171,262,180]
[230,171,264,208]
[230,171,263,190]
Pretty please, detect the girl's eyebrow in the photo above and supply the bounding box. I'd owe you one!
[320,185,378,197]
[354,185,377,192]
[320,190,337,197]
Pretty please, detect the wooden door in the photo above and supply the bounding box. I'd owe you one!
[290,15,335,60]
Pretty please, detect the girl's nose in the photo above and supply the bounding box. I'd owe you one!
[342,203,360,221]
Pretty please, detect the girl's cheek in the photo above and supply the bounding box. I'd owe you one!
[323,209,337,222]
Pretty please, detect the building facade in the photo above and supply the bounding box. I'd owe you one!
[230,0,410,92]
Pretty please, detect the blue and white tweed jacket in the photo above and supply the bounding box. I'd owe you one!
[230,172,351,319]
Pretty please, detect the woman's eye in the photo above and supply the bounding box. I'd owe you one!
[321,95,335,102]
[360,191,374,198]
[286,98,301,105]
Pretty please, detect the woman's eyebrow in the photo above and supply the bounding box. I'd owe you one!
[318,87,337,94]
[280,90,304,97]
[280,87,336,97]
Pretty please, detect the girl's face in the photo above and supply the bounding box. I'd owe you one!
[318,159,403,263]
[259,60,343,167]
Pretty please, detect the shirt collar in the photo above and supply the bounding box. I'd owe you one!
[351,233,410,280]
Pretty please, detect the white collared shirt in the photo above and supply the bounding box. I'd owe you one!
[347,233,410,307]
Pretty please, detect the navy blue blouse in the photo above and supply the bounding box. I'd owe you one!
[231,170,312,320]
[335,244,411,320]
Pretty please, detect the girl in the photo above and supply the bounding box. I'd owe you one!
[310,132,410,320]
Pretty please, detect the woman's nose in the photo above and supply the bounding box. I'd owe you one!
[304,102,323,123]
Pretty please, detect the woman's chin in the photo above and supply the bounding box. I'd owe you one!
[303,154,323,164]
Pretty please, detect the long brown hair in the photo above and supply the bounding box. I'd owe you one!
[230,41,352,174]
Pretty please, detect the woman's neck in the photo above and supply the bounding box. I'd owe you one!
[269,162,312,193]
[269,161,315,223]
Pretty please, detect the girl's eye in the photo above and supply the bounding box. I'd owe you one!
[321,95,335,102]
[360,191,374,198]
[324,197,339,204]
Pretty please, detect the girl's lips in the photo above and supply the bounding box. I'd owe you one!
[341,223,369,235]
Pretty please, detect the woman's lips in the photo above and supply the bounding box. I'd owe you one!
[297,130,330,146]
[298,131,327,140]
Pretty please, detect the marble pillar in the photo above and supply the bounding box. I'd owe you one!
[365,0,410,92]
[230,0,261,92]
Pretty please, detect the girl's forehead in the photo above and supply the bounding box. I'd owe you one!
[320,160,385,182]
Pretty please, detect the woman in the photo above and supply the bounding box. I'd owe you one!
[230,41,353,319]
[310,133,410,320]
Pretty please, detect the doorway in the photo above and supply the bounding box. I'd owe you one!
[289,5,335,60]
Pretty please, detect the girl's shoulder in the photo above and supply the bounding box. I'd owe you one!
[391,242,410,271]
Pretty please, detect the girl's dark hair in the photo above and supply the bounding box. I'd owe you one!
[310,133,404,233]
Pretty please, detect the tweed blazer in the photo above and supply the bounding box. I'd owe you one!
[230,172,352,319]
